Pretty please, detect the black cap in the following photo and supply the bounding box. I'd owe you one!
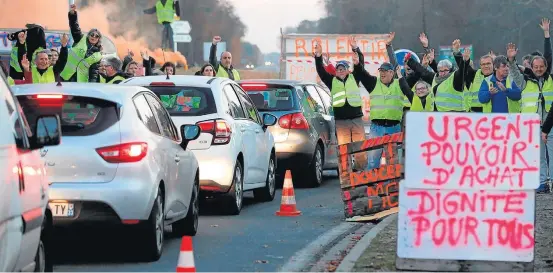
[378,62,394,71]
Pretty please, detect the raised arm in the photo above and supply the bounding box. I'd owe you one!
[313,43,334,89]
[540,18,552,74]
[53,34,69,74]
[506,43,526,89]
[452,46,470,92]
[209,36,220,69]
[396,66,413,103]
[351,40,377,92]
[68,5,84,44]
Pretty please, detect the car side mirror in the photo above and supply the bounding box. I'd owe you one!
[180,124,200,150]
[262,113,277,129]
[30,115,61,150]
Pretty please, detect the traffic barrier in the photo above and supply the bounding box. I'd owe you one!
[176,236,196,272]
[275,170,301,217]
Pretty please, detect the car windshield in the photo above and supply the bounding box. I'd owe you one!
[243,85,296,111]
[147,86,217,116]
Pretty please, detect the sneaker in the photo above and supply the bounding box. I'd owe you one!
[537,183,550,194]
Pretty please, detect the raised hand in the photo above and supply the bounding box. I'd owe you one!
[421,54,429,67]
[506,43,518,61]
[61,33,69,47]
[419,33,429,48]
[385,32,395,45]
[462,47,471,61]
[17,31,26,44]
[452,39,461,53]
[395,65,402,78]
[540,18,550,33]
[313,42,322,57]
[212,36,221,45]
[69,4,76,14]
[140,50,150,61]
[21,55,30,72]
[349,35,357,49]
[427,48,435,63]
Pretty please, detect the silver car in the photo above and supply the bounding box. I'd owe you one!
[12,83,202,262]
[238,80,339,187]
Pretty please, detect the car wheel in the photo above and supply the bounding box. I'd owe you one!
[34,239,46,272]
[224,160,243,215]
[36,213,53,272]
[305,145,324,187]
[253,155,276,202]
[172,175,200,236]
[139,188,164,261]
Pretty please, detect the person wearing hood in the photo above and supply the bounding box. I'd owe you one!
[209,36,240,80]
[60,4,102,83]
[99,56,128,84]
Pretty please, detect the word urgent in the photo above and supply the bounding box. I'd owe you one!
[420,115,540,188]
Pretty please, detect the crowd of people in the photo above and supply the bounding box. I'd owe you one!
[3,4,552,194]
[314,18,553,193]
[1,3,234,86]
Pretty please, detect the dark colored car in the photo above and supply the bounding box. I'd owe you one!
[238,79,338,187]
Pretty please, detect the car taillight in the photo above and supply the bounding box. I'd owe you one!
[240,83,268,91]
[149,82,175,86]
[96,142,148,163]
[35,94,64,99]
[197,119,232,145]
[279,113,309,130]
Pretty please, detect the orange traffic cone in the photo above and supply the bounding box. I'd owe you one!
[276,170,301,217]
[176,236,196,272]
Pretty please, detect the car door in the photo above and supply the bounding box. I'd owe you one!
[314,85,338,167]
[145,93,193,215]
[4,88,44,271]
[233,84,267,184]
[222,84,255,184]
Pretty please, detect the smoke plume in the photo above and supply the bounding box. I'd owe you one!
[0,0,187,66]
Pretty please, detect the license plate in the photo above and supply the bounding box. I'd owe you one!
[49,202,75,217]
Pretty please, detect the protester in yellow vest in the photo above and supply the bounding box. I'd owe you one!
[209,36,241,81]
[312,36,367,170]
[410,81,435,112]
[478,56,521,113]
[31,51,57,84]
[60,4,103,83]
[99,57,129,84]
[351,34,413,170]
[144,0,181,51]
[8,31,27,80]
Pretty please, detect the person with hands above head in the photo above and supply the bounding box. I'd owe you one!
[352,33,413,170]
[60,4,103,83]
[209,36,240,80]
[453,39,495,112]
[477,55,521,113]
[31,34,69,84]
[143,0,180,51]
[313,36,367,170]
[405,39,468,112]
[8,31,27,80]
[4,56,33,86]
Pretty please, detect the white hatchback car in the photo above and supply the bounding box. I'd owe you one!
[121,76,278,215]
[11,83,202,261]
[0,73,60,272]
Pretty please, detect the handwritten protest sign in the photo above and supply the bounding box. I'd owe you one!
[398,112,539,263]
[339,133,404,220]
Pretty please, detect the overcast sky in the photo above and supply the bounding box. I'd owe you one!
[228,0,325,53]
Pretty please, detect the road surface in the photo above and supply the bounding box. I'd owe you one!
[53,171,345,272]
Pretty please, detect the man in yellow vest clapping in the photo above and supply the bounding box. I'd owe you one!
[209,36,240,81]
[477,55,521,113]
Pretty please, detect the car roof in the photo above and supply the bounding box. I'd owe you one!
[236,79,315,86]
[9,83,150,105]
[120,75,227,88]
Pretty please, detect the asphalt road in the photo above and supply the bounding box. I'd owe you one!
[53,171,345,272]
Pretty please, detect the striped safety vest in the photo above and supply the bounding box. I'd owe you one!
[331,75,362,107]
[369,78,404,121]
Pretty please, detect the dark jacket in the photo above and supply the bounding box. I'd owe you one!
[10,25,48,80]
[209,43,238,80]
[68,11,101,82]
[143,0,181,21]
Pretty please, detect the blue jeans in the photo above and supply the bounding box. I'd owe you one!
[540,130,553,188]
[366,123,402,170]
